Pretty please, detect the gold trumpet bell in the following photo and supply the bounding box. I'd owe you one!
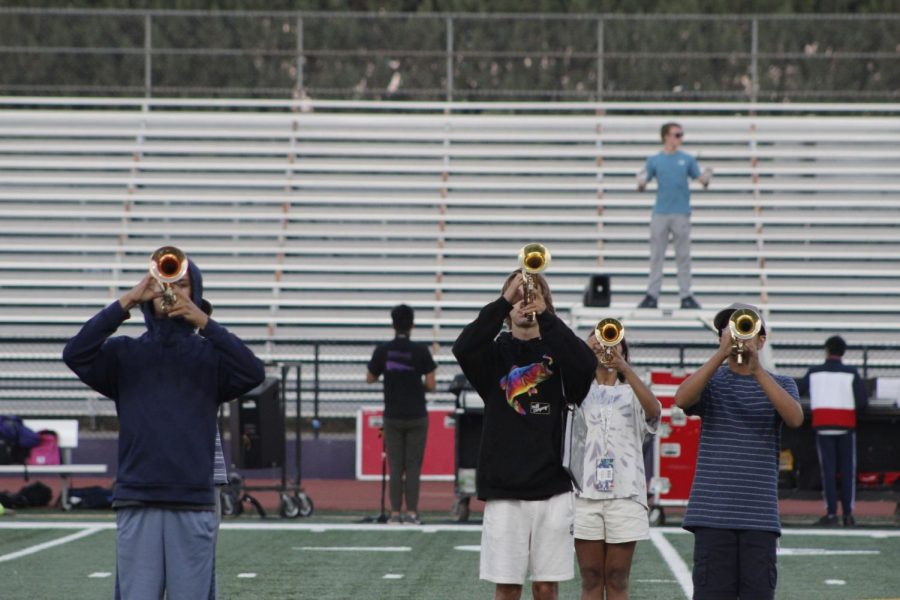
[595,318,625,346]
[728,308,761,364]
[594,318,624,370]
[149,246,188,309]
[517,243,551,323]
[728,309,761,340]
[518,243,551,274]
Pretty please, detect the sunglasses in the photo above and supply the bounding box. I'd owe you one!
[672,132,684,138]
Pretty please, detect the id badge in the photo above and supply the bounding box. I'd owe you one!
[595,457,615,492]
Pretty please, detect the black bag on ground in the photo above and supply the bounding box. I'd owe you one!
[67,486,113,509]
[0,481,53,509]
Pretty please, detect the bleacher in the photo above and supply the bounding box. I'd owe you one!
[1,97,899,416]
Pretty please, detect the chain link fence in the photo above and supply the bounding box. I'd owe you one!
[3,336,899,421]
[0,9,897,101]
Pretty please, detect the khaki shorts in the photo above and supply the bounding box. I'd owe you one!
[574,496,650,543]
[480,492,575,584]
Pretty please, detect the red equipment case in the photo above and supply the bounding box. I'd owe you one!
[648,370,701,525]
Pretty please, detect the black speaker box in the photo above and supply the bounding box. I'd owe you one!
[229,377,284,469]
[584,274,611,307]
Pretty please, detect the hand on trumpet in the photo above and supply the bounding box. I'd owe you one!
[502,272,546,327]
[719,328,761,372]
[602,345,630,374]
[518,294,546,322]
[588,336,629,374]
[502,272,525,305]
[163,285,209,330]
[119,274,163,312]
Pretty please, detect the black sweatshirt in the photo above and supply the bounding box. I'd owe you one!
[452,297,597,501]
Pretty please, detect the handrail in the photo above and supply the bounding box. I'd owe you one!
[1,96,900,113]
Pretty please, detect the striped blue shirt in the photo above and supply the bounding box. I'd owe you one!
[213,427,227,486]
[683,366,798,534]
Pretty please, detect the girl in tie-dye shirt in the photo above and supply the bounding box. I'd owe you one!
[574,330,661,600]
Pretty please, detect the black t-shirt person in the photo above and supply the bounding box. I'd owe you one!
[367,335,437,419]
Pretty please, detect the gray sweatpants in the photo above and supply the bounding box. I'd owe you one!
[114,507,217,600]
[383,416,429,513]
[646,212,693,299]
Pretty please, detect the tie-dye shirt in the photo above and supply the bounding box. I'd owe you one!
[577,382,659,507]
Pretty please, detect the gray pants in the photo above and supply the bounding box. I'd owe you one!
[383,416,429,513]
[114,507,217,600]
[210,489,222,600]
[646,212,693,298]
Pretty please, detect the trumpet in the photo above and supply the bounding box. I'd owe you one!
[728,308,762,365]
[149,246,188,310]
[594,318,625,369]
[517,243,551,323]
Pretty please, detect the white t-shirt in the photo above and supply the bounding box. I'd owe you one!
[576,381,660,507]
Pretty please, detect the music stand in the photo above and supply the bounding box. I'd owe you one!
[359,427,389,523]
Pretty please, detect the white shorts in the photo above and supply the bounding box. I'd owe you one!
[574,496,650,543]
[479,492,575,585]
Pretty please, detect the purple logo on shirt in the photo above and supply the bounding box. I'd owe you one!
[386,350,414,372]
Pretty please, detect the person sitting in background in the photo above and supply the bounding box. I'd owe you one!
[797,335,868,527]
[366,304,437,525]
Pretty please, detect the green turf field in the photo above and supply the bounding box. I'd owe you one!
[0,517,897,599]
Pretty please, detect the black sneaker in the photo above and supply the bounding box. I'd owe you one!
[680,296,701,309]
[637,295,658,309]
[843,514,856,527]
[815,514,839,527]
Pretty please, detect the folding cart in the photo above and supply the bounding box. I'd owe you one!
[220,366,313,519]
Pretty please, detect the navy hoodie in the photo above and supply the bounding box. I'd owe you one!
[63,261,265,505]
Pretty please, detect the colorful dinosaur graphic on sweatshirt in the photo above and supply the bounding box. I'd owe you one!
[499,355,555,415]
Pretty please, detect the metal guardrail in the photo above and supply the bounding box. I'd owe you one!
[2,337,899,421]
[0,9,897,101]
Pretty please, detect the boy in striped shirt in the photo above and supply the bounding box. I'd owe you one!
[674,303,803,600]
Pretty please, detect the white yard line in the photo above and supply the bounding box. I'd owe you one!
[0,521,896,538]
[648,530,693,600]
[778,549,880,556]
[0,527,103,563]
[652,526,900,538]
[0,522,116,530]
[294,546,412,552]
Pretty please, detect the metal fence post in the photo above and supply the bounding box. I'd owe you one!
[295,364,302,485]
[862,346,869,380]
[750,17,758,103]
[313,343,320,439]
[445,15,454,102]
[596,18,604,101]
[296,15,304,97]
[144,13,152,98]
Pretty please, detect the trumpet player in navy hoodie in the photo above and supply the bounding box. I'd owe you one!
[63,252,265,600]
